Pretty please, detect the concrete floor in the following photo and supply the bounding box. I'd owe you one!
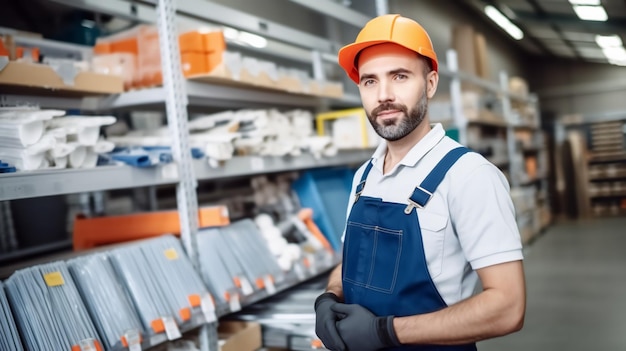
[478,216,626,351]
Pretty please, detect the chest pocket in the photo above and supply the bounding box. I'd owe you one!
[417,211,449,279]
[343,221,403,294]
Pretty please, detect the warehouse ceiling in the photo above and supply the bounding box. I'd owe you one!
[461,0,626,66]
[1,0,625,66]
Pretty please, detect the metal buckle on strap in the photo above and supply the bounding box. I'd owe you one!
[404,186,433,214]
[354,180,366,202]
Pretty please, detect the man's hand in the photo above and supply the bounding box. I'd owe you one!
[314,292,346,351]
[332,303,401,351]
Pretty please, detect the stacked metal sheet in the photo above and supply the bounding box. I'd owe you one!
[109,235,213,341]
[4,261,103,350]
[220,219,285,291]
[0,281,24,351]
[197,227,247,311]
[68,253,144,351]
[140,235,216,324]
[109,241,182,341]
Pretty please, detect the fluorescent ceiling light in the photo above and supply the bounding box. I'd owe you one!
[573,5,608,21]
[484,5,524,40]
[602,47,626,61]
[595,35,623,48]
[568,0,601,5]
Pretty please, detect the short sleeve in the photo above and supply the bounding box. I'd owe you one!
[448,163,524,270]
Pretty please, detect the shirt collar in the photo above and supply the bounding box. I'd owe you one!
[371,123,446,170]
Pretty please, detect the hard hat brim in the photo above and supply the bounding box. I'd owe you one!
[338,40,438,84]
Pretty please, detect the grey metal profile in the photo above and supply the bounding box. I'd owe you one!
[47,0,339,54]
[0,95,92,110]
[94,80,363,110]
[0,166,178,201]
[95,81,323,110]
[193,150,373,181]
[0,151,372,202]
[288,0,371,28]
[2,84,359,111]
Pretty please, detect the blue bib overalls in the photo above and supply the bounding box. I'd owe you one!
[342,147,477,351]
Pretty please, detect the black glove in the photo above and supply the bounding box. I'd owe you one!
[332,303,401,351]
[314,292,346,351]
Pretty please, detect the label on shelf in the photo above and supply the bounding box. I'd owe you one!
[164,248,179,260]
[201,294,217,323]
[264,275,276,295]
[229,293,242,312]
[77,338,98,351]
[163,316,182,340]
[43,271,65,287]
[240,276,254,295]
[306,254,318,275]
[123,330,142,351]
[293,261,306,280]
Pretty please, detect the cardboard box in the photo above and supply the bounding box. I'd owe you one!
[452,25,477,76]
[474,32,490,80]
[218,321,262,351]
[0,60,123,95]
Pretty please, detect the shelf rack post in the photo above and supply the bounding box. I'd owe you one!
[156,0,217,349]
[447,49,468,146]
[156,0,199,266]
[499,70,521,188]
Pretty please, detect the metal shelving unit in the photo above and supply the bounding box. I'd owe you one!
[0,1,366,349]
[0,150,372,202]
[0,165,178,201]
[445,50,551,243]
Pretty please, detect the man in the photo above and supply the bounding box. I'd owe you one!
[314,14,526,351]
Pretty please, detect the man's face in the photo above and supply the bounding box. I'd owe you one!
[357,43,435,142]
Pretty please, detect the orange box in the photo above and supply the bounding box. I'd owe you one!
[181,52,208,77]
[203,31,226,53]
[93,41,111,55]
[179,31,206,53]
[206,51,223,72]
[179,30,226,53]
[110,37,138,55]
[73,205,230,250]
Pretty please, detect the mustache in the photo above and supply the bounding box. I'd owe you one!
[371,103,408,117]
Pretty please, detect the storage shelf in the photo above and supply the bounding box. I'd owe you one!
[0,150,372,201]
[589,192,626,200]
[0,60,124,96]
[512,123,539,130]
[467,118,508,128]
[589,175,626,182]
[0,165,178,201]
[194,149,372,181]
[588,154,626,164]
[95,80,359,110]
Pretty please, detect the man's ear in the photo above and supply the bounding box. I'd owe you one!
[426,70,439,99]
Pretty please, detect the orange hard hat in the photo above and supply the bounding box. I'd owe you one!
[338,14,438,84]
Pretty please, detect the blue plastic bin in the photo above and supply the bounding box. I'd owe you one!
[292,167,356,251]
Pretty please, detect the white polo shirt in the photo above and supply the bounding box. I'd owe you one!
[344,123,523,306]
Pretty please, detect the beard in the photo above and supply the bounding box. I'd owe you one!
[366,90,428,142]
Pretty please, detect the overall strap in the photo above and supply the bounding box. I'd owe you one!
[405,147,471,214]
[354,160,374,202]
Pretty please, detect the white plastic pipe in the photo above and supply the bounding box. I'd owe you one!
[0,121,44,147]
[68,144,87,168]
